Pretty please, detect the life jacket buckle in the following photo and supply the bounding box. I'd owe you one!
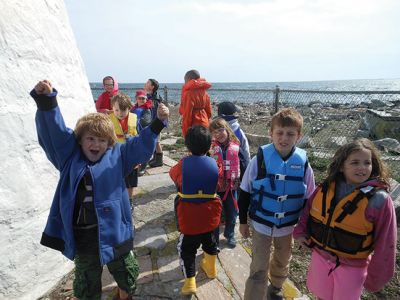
[274,174,286,180]
[277,195,288,202]
[274,212,285,219]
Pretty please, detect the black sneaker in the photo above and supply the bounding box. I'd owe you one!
[267,284,283,300]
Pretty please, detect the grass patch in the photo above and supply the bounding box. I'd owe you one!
[307,152,330,184]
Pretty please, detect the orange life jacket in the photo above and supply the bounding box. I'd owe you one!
[308,181,375,259]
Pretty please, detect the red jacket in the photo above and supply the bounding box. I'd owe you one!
[95,77,119,113]
[169,158,221,235]
[179,78,212,137]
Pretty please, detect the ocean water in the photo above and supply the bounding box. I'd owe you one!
[90,78,400,104]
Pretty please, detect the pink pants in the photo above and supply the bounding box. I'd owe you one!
[307,250,368,300]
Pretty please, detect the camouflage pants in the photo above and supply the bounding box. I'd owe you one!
[73,251,139,300]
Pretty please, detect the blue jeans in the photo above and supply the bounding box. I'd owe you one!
[214,190,238,245]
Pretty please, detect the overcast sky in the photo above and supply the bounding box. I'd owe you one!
[65,0,400,83]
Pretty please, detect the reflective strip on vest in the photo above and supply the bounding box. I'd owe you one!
[178,191,217,198]
[180,155,219,203]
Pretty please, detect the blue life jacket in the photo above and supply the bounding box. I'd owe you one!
[179,155,218,203]
[249,144,307,228]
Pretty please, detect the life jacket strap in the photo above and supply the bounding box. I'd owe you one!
[253,187,304,202]
[258,206,303,219]
[335,188,376,223]
[267,173,303,190]
[222,188,239,212]
[178,191,217,199]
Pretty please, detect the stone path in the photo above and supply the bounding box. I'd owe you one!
[41,155,310,300]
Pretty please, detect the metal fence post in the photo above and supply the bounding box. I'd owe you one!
[274,85,280,113]
[163,85,168,105]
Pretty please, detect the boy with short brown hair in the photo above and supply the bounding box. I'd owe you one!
[169,125,222,295]
[109,92,139,202]
[238,108,315,300]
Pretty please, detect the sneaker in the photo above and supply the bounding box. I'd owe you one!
[226,237,237,249]
[266,284,283,300]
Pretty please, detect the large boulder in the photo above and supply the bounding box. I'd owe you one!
[365,109,400,142]
[373,138,400,154]
[246,133,270,147]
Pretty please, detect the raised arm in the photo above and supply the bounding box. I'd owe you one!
[30,80,77,171]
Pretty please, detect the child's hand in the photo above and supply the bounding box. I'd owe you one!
[239,224,250,238]
[157,103,169,121]
[34,80,53,95]
[297,236,313,249]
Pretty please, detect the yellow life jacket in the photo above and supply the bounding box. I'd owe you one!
[109,113,138,143]
[308,181,375,259]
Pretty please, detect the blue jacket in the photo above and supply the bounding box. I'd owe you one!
[31,89,164,265]
[249,144,307,228]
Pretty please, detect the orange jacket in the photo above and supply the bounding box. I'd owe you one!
[169,158,221,235]
[179,78,212,137]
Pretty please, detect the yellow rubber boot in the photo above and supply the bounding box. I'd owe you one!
[181,277,197,295]
[200,252,217,278]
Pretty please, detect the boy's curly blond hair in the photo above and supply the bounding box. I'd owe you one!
[74,113,117,146]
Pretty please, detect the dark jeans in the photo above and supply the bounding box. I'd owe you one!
[214,190,238,244]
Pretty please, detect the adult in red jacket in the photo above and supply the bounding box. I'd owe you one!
[179,70,212,137]
[95,76,119,114]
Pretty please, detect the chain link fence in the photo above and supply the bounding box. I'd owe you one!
[277,89,400,182]
[91,86,400,181]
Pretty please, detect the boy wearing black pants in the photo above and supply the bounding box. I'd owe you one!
[169,126,222,295]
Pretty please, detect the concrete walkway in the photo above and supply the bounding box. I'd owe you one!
[41,156,309,300]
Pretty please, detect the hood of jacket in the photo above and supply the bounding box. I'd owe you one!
[108,76,119,95]
[182,78,211,92]
[227,119,240,131]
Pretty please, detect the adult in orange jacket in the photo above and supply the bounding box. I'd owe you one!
[179,70,212,137]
